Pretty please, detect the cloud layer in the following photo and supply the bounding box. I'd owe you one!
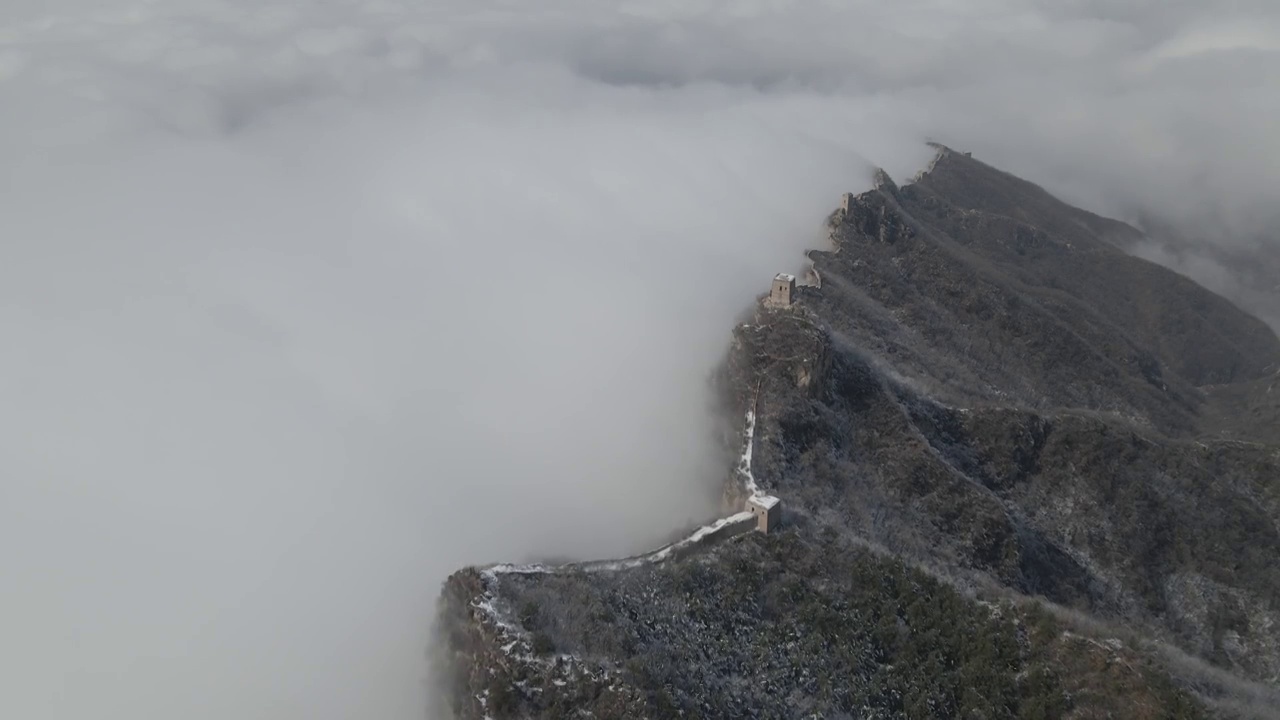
[2,2,1278,719]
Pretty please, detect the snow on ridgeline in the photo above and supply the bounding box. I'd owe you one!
[470,508,756,670]
[738,409,761,497]
[472,409,773,662]
[484,510,756,579]
[481,407,764,580]
[738,409,781,517]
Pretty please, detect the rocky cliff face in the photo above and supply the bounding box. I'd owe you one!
[432,146,1280,719]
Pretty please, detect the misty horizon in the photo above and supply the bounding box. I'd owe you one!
[2,1,1278,719]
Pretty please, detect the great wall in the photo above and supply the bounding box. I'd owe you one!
[459,176,886,654]
[450,178,910,717]
[470,400,783,638]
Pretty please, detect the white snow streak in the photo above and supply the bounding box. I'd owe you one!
[739,409,761,496]
[473,408,779,669]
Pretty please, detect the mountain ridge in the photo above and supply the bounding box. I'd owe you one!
[431,145,1280,719]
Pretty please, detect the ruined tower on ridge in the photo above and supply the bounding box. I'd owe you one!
[768,273,796,308]
[746,495,782,533]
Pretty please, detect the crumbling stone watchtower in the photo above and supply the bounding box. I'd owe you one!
[769,273,796,307]
[840,192,855,213]
[747,495,782,533]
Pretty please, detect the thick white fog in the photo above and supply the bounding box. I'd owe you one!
[2,2,1277,719]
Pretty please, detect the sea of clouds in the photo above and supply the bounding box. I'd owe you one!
[2,1,1278,719]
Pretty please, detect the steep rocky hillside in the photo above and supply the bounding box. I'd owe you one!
[432,147,1280,719]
